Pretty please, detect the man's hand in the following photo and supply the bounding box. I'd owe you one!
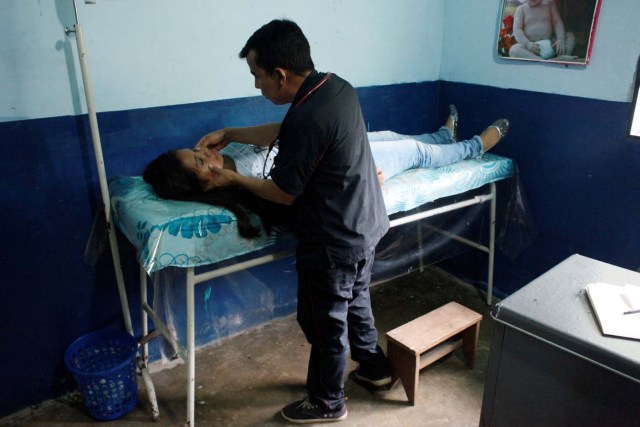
[202,166,236,191]
[195,129,229,152]
[203,165,296,205]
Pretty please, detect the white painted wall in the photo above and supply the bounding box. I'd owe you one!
[440,0,640,102]
[0,0,443,122]
[3,0,638,123]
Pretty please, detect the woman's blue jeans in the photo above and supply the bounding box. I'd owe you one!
[296,249,387,410]
[367,128,483,180]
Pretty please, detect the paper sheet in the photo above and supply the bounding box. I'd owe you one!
[585,282,640,340]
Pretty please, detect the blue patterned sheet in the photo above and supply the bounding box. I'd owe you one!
[109,153,514,273]
[381,153,514,213]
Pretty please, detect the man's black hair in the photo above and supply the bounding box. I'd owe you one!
[239,19,314,76]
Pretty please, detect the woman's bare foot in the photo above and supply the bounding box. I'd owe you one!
[480,119,509,152]
[445,104,458,141]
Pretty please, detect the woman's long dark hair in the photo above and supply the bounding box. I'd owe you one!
[143,151,291,238]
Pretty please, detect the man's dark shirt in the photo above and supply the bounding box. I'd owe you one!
[270,71,389,269]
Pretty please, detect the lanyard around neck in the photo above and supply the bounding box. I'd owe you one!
[266,72,332,152]
[292,72,332,110]
[262,72,332,179]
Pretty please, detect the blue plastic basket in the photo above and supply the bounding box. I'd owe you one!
[64,329,138,421]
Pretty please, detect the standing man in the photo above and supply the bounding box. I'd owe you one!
[196,19,392,423]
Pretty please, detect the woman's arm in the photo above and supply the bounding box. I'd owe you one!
[196,122,281,151]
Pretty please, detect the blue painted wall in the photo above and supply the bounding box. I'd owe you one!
[2,0,640,420]
[438,82,640,295]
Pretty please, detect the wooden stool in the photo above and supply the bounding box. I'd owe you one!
[386,301,482,405]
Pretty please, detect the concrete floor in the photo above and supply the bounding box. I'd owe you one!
[1,266,495,427]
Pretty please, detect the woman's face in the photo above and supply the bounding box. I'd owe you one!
[175,148,224,187]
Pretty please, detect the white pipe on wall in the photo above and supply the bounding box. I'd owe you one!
[67,8,132,336]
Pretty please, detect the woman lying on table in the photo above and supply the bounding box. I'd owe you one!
[143,106,509,238]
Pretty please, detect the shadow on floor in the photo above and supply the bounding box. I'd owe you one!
[1,266,495,427]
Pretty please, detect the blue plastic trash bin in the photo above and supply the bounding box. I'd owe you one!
[64,329,138,420]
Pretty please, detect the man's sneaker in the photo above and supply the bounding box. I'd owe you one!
[280,397,347,424]
[351,365,396,393]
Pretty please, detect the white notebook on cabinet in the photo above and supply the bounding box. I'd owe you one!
[585,282,640,340]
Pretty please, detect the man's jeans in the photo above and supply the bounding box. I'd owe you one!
[296,250,389,409]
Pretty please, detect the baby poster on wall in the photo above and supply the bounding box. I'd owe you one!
[497,0,602,65]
